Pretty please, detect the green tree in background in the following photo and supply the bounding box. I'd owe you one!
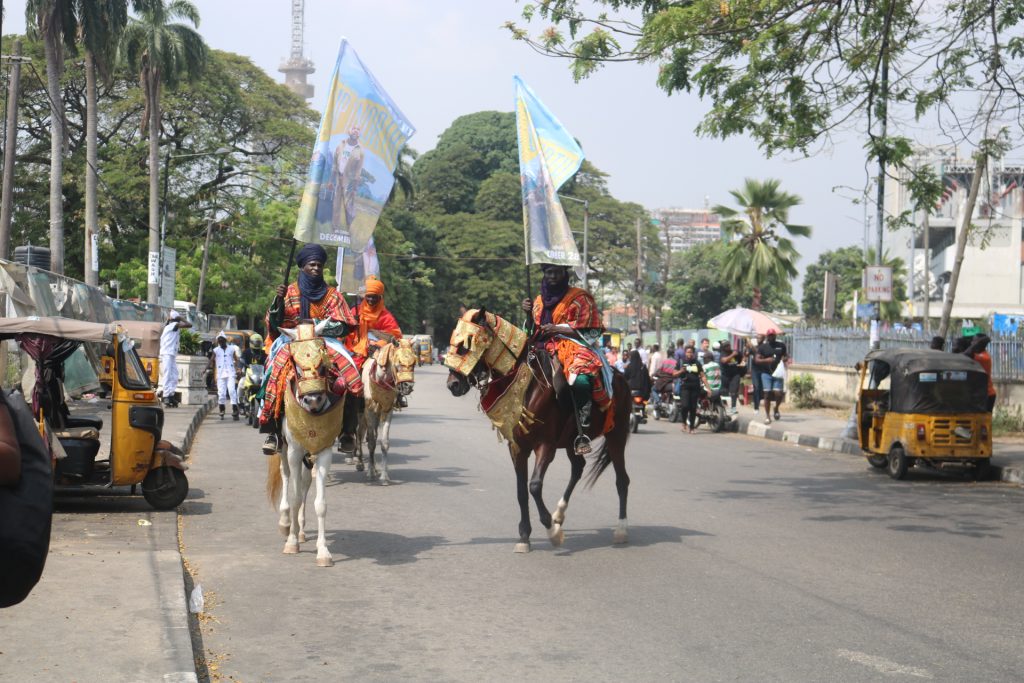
[121,0,208,303]
[715,178,810,311]
[666,241,796,328]
[802,245,907,323]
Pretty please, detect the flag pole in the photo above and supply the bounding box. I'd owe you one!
[282,237,297,289]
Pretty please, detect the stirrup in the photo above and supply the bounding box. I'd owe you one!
[573,434,593,456]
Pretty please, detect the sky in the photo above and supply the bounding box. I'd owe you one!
[3,0,884,302]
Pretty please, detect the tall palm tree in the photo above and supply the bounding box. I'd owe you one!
[121,0,207,303]
[78,0,129,286]
[715,178,811,311]
[26,0,78,275]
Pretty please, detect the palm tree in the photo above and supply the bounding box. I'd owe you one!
[388,145,418,203]
[26,0,79,275]
[121,0,207,303]
[715,178,811,311]
[78,0,129,286]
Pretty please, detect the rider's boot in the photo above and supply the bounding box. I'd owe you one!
[260,417,281,455]
[339,393,358,454]
[572,375,593,429]
[232,404,240,421]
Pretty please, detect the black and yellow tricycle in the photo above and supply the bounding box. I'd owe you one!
[856,348,992,480]
[0,316,189,509]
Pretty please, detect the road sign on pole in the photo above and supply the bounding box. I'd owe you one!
[864,265,893,302]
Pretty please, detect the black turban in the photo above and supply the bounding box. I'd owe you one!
[296,243,328,268]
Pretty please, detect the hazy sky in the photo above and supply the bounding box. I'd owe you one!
[4,0,884,300]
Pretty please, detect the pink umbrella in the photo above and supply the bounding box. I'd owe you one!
[707,307,787,336]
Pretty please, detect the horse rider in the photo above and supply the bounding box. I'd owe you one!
[261,243,358,455]
[348,276,405,409]
[521,263,608,428]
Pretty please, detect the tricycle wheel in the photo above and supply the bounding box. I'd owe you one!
[142,467,189,510]
[867,454,888,469]
[887,445,909,480]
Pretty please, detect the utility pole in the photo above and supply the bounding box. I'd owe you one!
[582,200,589,290]
[196,218,214,313]
[0,41,23,260]
[871,21,891,350]
[635,216,643,339]
[922,211,930,332]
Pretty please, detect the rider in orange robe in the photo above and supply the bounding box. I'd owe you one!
[522,264,608,427]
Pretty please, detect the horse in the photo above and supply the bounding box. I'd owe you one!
[444,308,631,553]
[355,338,418,484]
[264,320,346,567]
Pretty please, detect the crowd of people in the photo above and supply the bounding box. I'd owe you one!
[608,328,792,431]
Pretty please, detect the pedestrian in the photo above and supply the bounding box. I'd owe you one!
[647,344,664,408]
[754,329,788,424]
[625,349,653,407]
[702,351,722,395]
[209,331,241,421]
[718,340,744,415]
[699,338,711,359]
[158,310,192,408]
[673,346,709,433]
[672,338,688,401]
[966,334,997,412]
[747,334,764,412]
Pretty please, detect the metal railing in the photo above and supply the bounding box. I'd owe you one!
[788,327,1024,382]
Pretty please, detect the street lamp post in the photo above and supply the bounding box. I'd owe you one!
[558,193,589,289]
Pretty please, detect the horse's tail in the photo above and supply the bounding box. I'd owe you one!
[583,373,630,489]
[582,438,612,490]
[266,453,282,506]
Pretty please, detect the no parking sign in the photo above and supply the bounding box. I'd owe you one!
[864,266,893,302]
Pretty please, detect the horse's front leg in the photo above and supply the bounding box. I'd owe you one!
[283,442,304,555]
[550,447,586,547]
[353,405,365,472]
[311,447,334,566]
[378,408,392,485]
[297,461,312,543]
[528,443,558,546]
[514,450,532,553]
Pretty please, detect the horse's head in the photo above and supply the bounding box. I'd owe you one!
[278,320,332,414]
[393,339,417,396]
[444,308,494,395]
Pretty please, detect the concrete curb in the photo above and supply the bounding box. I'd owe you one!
[731,414,1024,483]
[160,397,215,683]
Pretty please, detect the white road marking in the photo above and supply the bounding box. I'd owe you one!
[835,649,934,679]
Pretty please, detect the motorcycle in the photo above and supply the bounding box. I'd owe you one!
[629,390,648,433]
[696,389,729,433]
[651,385,677,422]
[237,363,265,427]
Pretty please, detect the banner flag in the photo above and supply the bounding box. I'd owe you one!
[334,236,380,295]
[514,75,583,267]
[295,39,415,250]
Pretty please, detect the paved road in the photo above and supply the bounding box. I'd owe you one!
[182,365,1024,682]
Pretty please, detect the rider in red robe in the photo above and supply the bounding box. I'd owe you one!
[522,264,608,427]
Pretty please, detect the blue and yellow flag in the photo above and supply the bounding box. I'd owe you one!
[295,39,415,250]
[514,76,584,267]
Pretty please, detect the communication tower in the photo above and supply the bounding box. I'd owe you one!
[279,0,315,99]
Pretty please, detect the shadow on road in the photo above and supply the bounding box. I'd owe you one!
[326,528,447,565]
[459,524,711,554]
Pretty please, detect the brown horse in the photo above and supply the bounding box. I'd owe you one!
[445,308,631,552]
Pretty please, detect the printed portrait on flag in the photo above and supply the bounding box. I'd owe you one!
[514,76,583,267]
[295,39,415,250]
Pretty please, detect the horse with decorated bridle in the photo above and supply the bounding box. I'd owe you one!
[445,308,631,552]
[354,337,417,485]
[265,320,348,567]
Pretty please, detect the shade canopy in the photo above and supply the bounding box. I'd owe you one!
[0,316,117,343]
[707,307,787,336]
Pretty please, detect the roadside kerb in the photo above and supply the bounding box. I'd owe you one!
[730,413,1024,483]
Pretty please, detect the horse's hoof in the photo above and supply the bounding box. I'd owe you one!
[549,526,564,547]
[380,479,390,487]
[552,499,568,525]
[316,555,334,567]
[514,542,531,554]
[613,529,628,544]
[278,524,290,537]
[283,543,299,554]
[298,532,307,543]
[355,462,364,472]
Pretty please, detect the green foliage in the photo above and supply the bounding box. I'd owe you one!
[715,178,810,310]
[666,241,796,328]
[993,405,1024,436]
[177,329,201,355]
[801,245,907,322]
[788,373,822,409]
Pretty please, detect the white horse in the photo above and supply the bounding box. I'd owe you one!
[265,321,345,567]
[356,339,417,485]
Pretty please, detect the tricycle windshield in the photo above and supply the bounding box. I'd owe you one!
[119,342,152,390]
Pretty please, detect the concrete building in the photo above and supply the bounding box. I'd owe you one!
[886,149,1024,320]
[651,206,722,252]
